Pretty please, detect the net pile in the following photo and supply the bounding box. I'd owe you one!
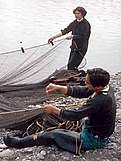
[0,39,86,130]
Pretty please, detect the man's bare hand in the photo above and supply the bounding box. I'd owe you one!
[43,105,61,115]
[46,83,59,94]
[46,83,67,94]
[48,38,54,44]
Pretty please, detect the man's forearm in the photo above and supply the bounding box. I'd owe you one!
[57,85,68,94]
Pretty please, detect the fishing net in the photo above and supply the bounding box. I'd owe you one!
[0,39,69,85]
[0,39,86,130]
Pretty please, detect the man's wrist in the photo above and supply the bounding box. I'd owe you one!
[53,107,61,115]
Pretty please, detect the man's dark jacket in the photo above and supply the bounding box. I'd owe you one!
[61,19,91,54]
[60,86,116,138]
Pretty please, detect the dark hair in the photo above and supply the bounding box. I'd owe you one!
[87,68,110,87]
[73,6,87,17]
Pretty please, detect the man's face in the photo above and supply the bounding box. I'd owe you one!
[85,74,95,91]
[74,11,83,20]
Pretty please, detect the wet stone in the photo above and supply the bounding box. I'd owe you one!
[0,144,7,149]
[107,143,118,150]
[0,149,3,152]
[26,147,33,152]
[51,153,56,158]
[0,149,14,158]
[40,150,46,156]
[37,153,45,160]
[112,158,120,161]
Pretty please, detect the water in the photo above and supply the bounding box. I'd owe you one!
[0,0,121,75]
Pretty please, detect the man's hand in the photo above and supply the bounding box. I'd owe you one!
[46,83,68,94]
[43,105,61,115]
[46,83,59,94]
[48,33,62,44]
[48,38,54,44]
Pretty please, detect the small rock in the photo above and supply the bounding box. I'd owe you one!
[112,158,120,161]
[107,143,118,149]
[22,159,26,161]
[63,156,68,160]
[0,143,7,149]
[16,156,20,160]
[99,151,103,155]
[116,109,121,120]
[37,153,45,160]
[26,147,33,152]
[40,150,46,156]
[65,156,70,160]
[51,153,56,158]
[22,159,31,161]
[0,149,14,158]
[47,150,50,154]
[35,105,41,108]
[0,149,3,152]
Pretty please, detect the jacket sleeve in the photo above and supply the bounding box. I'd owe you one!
[61,22,74,35]
[60,98,99,121]
[66,85,93,98]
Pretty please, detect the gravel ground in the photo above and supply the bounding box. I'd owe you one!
[0,73,121,161]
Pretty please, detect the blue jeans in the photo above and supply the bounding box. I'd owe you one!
[18,121,108,154]
[80,121,108,150]
[38,122,108,153]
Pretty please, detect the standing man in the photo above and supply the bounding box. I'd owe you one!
[48,6,91,70]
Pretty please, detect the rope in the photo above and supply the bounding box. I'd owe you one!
[75,138,82,155]
[24,114,82,136]
[73,40,87,69]
[22,114,83,154]
[0,38,66,55]
[59,40,87,70]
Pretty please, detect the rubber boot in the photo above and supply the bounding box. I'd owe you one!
[3,132,55,149]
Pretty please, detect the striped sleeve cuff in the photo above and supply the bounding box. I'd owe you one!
[66,85,74,95]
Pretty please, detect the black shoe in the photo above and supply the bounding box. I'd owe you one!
[3,132,56,149]
[3,135,21,149]
[3,134,38,149]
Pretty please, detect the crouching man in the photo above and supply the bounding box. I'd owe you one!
[3,68,116,155]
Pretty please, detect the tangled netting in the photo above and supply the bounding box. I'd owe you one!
[0,39,86,133]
